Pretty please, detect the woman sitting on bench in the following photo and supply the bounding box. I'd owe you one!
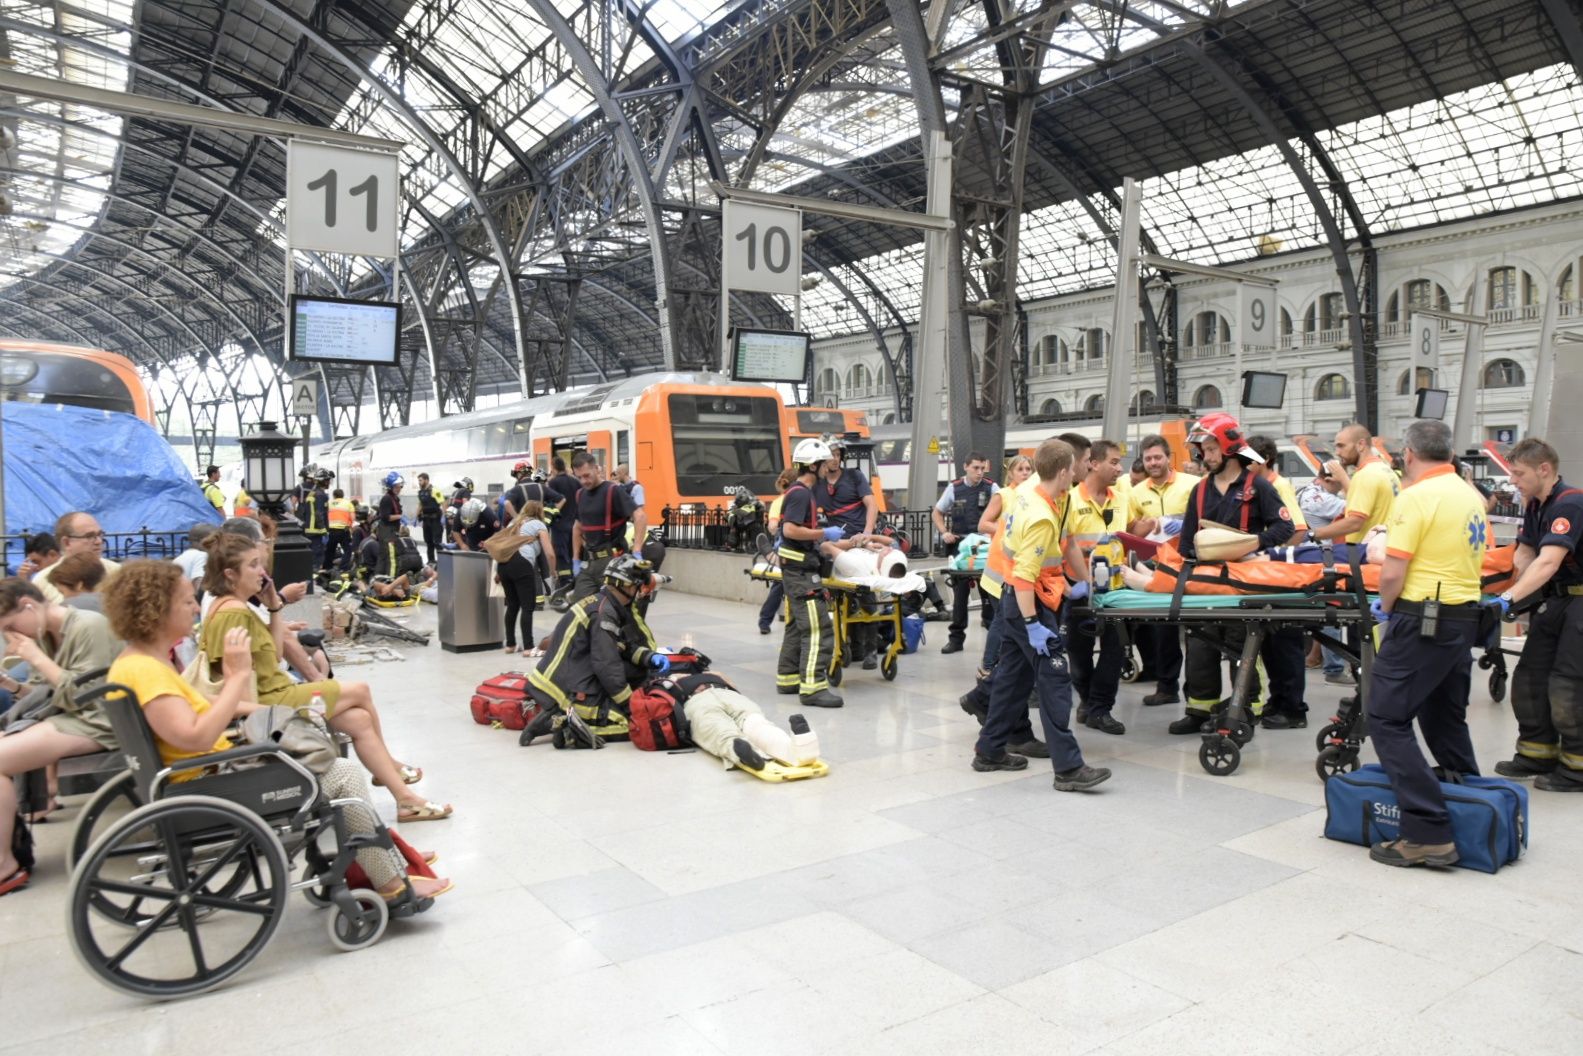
[0,577,122,896]
[103,561,452,902]
[195,533,454,823]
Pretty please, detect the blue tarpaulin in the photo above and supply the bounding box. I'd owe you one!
[2,402,222,543]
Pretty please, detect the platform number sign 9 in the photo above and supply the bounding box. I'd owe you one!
[287,142,400,260]
[1409,312,1439,369]
[722,200,802,297]
[1239,285,1278,350]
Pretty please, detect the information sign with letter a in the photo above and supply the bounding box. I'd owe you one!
[290,377,318,421]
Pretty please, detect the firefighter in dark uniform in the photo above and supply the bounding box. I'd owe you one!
[376,471,405,545]
[1169,413,1295,735]
[1366,419,1489,867]
[1493,438,1583,792]
[570,450,645,602]
[519,553,670,749]
[776,437,846,709]
[415,472,446,564]
[301,467,331,571]
[547,457,580,591]
[932,452,999,654]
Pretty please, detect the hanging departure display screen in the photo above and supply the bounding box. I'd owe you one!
[288,294,401,366]
[730,327,811,383]
[1240,370,1287,409]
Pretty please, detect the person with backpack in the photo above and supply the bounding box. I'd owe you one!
[639,660,822,775]
[518,554,669,749]
[1168,413,1295,736]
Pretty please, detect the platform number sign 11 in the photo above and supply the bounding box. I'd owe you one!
[722,200,802,298]
[287,141,400,260]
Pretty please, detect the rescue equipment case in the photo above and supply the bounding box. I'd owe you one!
[1322,763,1528,873]
[469,672,539,732]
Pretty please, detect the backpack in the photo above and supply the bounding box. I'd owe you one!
[469,673,540,732]
[628,684,689,751]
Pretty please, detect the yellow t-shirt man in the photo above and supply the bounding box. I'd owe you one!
[1384,464,1488,604]
[1128,470,1200,523]
[106,652,233,781]
[1068,482,1126,588]
[1003,485,1070,599]
[1344,456,1399,543]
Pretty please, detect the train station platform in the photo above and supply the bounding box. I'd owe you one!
[8,587,1582,1054]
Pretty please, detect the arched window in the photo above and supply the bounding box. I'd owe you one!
[1193,385,1222,410]
[1280,308,1294,342]
[1406,279,1449,314]
[1039,397,1061,416]
[1397,367,1436,395]
[1130,390,1156,413]
[1489,267,1538,311]
[1562,262,1577,304]
[1315,373,1351,401]
[1074,329,1108,362]
[1083,394,1104,414]
[814,367,839,399]
[1033,334,1069,368]
[1190,312,1230,348]
[881,413,896,425]
[846,362,873,396]
[1482,359,1525,389]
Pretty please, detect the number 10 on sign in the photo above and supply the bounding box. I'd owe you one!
[722,200,802,298]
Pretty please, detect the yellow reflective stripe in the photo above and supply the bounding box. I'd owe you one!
[1518,741,1561,760]
[1186,697,1220,712]
[778,547,812,562]
[612,685,632,705]
[803,597,822,690]
[776,674,800,686]
[528,669,569,708]
[1561,752,1583,770]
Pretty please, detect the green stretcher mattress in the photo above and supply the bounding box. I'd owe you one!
[1091,589,1363,610]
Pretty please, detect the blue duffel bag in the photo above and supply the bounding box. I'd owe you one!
[1323,763,1528,873]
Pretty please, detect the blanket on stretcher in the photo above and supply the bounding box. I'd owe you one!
[1142,540,1515,597]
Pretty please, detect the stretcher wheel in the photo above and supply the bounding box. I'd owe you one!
[880,654,898,681]
[1315,721,1345,753]
[827,663,844,688]
[1199,735,1240,776]
[1489,670,1508,703]
[1315,745,1361,782]
[1120,651,1140,683]
[328,888,389,952]
[1477,653,1496,671]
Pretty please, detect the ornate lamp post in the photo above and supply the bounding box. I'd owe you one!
[240,421,313,588]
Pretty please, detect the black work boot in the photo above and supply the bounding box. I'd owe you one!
[1085,713,1125,736]
[518,709,556,747]
[1494,756,1557,778]
[959,684,990,725]
[1370,839,1459,867]
[1534,771,1583,792]
[776,683,800,696]
[800,689,844,709]
[1142,690,1180,707]
[972,752,1029,772]
[1008,738,1050,758]
[732,737,768,771]
[1260,712,1308,730]
[1052,765,1112,792]
[1169,712,1210,735]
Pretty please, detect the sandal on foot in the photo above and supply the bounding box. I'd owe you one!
[378,875,455,902]
[373,765,423,788]
[0,868,30,897]
[396,800,453,822]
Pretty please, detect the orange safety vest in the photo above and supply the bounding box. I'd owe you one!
[983,489,1073,611]
[233,489,256,518]
[328,499,356,529]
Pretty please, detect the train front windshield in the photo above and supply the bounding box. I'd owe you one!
[0,350,139,417]
[668,393,784,497]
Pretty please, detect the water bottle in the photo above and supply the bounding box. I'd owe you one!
[307,692,327,719]
[1091,555,1111,595]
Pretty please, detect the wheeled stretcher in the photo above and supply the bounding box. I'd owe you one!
[747,565,908,683]
[1091,587,1379,779]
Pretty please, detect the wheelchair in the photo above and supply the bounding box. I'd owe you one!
[66,682,435,999]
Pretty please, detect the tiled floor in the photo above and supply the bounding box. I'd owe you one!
[5,588,1583,1055]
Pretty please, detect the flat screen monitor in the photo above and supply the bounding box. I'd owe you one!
[730,327,811,384]
[1241,370,1287,409]
[288,295,400,367]
[1415,387,1449,420]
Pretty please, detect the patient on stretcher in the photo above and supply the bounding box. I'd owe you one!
[656,669,827,779]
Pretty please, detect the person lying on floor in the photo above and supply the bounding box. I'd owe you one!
[660,668,821,774]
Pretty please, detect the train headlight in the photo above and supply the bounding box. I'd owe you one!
[0,353,38,387]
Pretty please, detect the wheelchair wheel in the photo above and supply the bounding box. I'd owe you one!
[68,795,289,998]
[1314,721,1345,754]
[1198,735,1240,776]
[1315,745,1361,783]
[68,769,142,872]
[880,653,898,681]
[328,888,389,952]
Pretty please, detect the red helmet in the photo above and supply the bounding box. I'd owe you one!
[1188,412,1263,464]
[512,460,532,478]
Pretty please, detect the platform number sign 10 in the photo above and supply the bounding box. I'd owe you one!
[722,200,802,297]
[287,141,400,260]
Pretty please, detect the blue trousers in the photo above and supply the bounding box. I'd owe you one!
[759,581,783,631]
[1367,611,1479,844]
[976,599,1085,773]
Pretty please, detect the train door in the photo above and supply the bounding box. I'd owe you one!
[586,429,612,471]
[533,436,553,473]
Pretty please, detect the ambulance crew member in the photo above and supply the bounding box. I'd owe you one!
[569,451,644,602]
[1064,440,1129,736]
[1308,423,1398,544]
[932,452,999,655]
[1169,413,1294,735]
[1125,434,1199,709]
[1492,438,1583,792]
[775,438,846,710]
[415,472,447,565]
[324,488,356,571]
[973,438,1109,791]
[1366,420,1489,867]
[1246,435,1310,730]
[817,436,880,669]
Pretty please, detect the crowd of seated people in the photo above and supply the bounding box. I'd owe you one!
[0,508,455,899]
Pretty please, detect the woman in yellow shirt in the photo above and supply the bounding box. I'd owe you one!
[977,455,1034,534]
[103,561,451,902]
[196,532,452,823]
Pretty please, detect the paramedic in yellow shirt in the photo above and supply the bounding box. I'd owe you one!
[1311,423,1397,544]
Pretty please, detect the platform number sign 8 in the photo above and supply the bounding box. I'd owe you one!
[722,199,802,297]
[287,141,400,260]
[1409,313,1439,368]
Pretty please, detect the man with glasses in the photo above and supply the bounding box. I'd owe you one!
[31,513,119,605]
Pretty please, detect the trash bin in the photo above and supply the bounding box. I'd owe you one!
[438,550,503,652]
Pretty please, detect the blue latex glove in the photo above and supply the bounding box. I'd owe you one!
[1025,620,1059,656]
[572,559,584,575]
[1486,595,1511,618]
[1160,517,1183,537]
[1067,580,1091,602]
[648,653,671,674]
[822,526,845,542]
[1369,598,1390,625]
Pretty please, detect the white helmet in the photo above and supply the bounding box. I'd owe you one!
[460,497,487,526]
[791,437,833,467]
